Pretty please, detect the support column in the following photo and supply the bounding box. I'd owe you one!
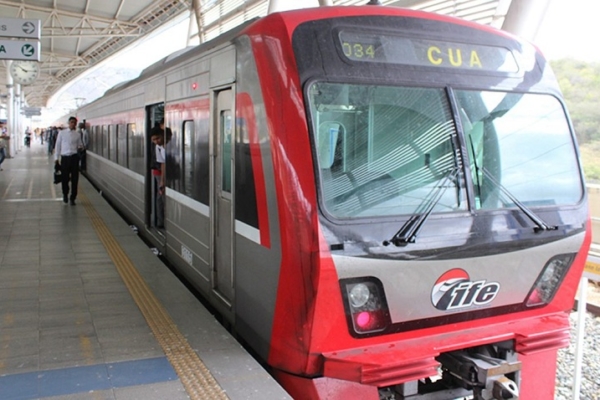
[5,61,15,157]
[502,0,551,40]
[14,84,22,153]
[191,0,203,44]
[268,0,320,14]
[267,0,284,14]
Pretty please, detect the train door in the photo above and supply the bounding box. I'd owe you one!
[145,103,166,243]
[212,89,234,311]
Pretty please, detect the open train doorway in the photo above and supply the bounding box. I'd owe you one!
[145,103,167,243]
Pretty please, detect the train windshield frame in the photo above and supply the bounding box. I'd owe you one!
[307,82,583,220]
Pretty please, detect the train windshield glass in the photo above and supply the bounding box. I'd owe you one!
[308,82,467,219]
[308,83,582,219]
[455,90,583,209]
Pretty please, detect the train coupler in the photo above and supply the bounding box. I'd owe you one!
[437,350,521,400]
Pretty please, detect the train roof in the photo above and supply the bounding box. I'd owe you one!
[101,17,259,99]
[95,6,535,104]
[247,6,523,43]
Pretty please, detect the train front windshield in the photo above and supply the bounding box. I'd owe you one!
[308,82,583,219]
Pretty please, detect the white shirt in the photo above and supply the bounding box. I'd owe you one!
[155,144,165,163]
[54,128,83,161]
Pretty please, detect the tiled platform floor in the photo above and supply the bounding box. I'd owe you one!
[0,140,290,400]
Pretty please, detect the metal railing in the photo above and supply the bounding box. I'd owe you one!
[588,184,600,244]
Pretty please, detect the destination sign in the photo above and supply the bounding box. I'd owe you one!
[339,31,518,73]
[0,39,40,61]
[0,17,41,39]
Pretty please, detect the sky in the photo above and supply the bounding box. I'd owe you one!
[40,0,598,125]
[534,0,600,62]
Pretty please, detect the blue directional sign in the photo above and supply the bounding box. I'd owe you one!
[0,17,41,39]
[0,39,40,61]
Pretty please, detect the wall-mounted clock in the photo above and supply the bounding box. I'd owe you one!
[9,60,40,86]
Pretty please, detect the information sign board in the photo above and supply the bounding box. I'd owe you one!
[21,107,42,116]
[0,17,41,39]
[0,39,40,61]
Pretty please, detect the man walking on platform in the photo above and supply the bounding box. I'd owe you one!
[55,116,84,205]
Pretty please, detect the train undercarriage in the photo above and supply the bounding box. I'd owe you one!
[382,343,521,400]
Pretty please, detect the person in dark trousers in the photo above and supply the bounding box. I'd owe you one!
[78,122,88,171]
[0,129,9,171]
[48,127,58,155]
[54,116,84,205]
[150,128,166,228]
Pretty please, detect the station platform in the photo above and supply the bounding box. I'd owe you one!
[0,142,291,400]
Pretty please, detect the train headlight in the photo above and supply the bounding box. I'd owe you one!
[341,278,391,336]
[349,283,370,308]
[526,254,575,307]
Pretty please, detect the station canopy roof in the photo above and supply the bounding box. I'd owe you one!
[0,0,517,118]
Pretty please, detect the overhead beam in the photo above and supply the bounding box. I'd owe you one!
[0,0,139,29]
[193,0,264,42]
[43,32,141,39]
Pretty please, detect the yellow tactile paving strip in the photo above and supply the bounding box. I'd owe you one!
[80,190,229,400]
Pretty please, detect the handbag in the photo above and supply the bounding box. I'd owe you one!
[53,163,62,184]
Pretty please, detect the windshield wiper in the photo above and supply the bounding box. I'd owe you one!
[480,168,557,232]
[384,168,459,246]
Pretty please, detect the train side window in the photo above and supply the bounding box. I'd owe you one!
[117,123,127,168]
[95,126,101,154]
[128,123,144,175]
[182,120,194,197]
[91,126,96,154]
[221,111,232,194]
[102,125,108,159]
[88,126,94,153]
[108,125,117,162]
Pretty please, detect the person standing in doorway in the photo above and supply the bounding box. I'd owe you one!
[150,128,166,228]
[78,122,88,171]
[54,116,84,205]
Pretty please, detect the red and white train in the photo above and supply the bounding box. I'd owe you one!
[77,5,590,399]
